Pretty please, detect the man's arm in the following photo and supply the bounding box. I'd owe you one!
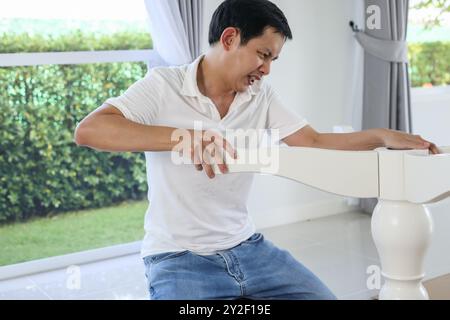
[74,103,179,152]
[283,125,440,154]
[74,103,237,178]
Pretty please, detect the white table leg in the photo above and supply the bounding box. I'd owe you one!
[371,199,434,300]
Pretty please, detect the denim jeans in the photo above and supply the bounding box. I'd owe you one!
[143,233,337,300]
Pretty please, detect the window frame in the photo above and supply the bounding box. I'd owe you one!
[0,44,160,277]
[0,49,156,67]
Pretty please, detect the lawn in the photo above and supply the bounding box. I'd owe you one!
[0,200,148,266]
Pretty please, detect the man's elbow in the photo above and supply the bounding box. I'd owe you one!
[74,123,90,146]
[283,125,319,148]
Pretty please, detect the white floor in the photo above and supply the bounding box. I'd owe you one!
[1,207,449,300]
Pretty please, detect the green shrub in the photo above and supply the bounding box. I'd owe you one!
[0,31,152,223]
[0,30,152,53]
[1,32,448,223]
[409,41,450,87]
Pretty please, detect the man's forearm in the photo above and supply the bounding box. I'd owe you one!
[313,129,385,151]
[74,114,179,152]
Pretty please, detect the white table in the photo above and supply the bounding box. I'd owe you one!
[214,146,450,300]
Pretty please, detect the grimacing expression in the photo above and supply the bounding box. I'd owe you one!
[226,27,285,92]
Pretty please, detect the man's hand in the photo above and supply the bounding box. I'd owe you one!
[174,129,237,179]
[379,129,441,155]
[283,125,441,154]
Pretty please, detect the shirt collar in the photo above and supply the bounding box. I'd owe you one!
[181,54,263,99]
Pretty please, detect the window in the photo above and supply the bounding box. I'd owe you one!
[408,0,450,146]
[1,0,150,45]
[0,0,157,269]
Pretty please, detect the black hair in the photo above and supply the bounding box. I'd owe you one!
[208,0,293,46]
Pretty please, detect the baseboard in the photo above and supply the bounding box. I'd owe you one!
[0,241,141,281]
[253,198,359,230]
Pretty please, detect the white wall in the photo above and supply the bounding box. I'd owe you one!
[203,0,365,228]
[411,86,450,146]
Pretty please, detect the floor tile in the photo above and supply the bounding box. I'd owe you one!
[1,207,449,300]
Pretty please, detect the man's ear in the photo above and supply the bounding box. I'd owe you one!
[220,27,240,51]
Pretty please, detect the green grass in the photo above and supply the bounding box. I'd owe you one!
[0,200,147,266]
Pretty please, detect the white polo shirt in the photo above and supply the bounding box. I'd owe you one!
[106,55,308,257]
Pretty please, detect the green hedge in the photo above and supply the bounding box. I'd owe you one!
[0,32,448,223]
[409,41,450,87]
[0,32,152,223]
[0,30,152,53]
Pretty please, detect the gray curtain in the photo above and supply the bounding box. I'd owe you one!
[178,0,204,60]
[352,0,412,214]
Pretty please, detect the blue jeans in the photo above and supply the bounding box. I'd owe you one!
[143,233,337,300]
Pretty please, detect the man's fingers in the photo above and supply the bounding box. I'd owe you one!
[212,145,228,174]
[202,143,227,176]
[195,143,213,178]
[429,143,441,155]
[416,136,440,154]
[192,145,203,171]
[412,135,440,154]
[406,135,430,149]
[187,130,236,176]
[202,159,215,179]
[214,136,237,160]
[202,130,237,160]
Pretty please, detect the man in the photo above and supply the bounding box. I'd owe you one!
[74,0,439,300]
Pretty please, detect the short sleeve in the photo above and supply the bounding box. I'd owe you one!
[266,86,309,141]
[105,68,162,125]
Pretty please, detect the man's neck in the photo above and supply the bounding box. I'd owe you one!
[197,52,236,100]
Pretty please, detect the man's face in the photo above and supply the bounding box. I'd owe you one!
[224,27,285,92]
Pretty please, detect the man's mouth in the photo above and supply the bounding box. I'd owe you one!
[247,74,262,85]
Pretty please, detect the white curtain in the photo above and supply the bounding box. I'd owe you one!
[144,0,204,66]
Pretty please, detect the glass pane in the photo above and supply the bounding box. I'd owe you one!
[408,0,450,88]
[0,0,152,53]
[0,62,148,266]
[408,0,450,146]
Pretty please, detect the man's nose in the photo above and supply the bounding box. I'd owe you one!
[259,60,271,76]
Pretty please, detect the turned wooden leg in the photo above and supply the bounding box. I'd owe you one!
[371,200,434,300]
